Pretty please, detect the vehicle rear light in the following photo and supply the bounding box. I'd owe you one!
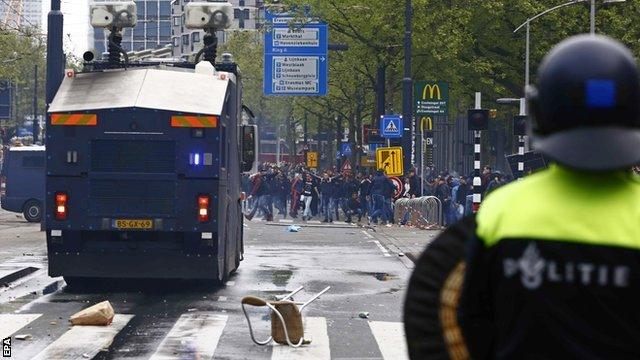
[198,195,210,222]
[55,192,68,220]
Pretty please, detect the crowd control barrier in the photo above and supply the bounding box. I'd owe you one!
[394,196,443,228]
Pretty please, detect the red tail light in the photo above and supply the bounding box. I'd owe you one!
[198,195,210,222]
[55,192,68,220]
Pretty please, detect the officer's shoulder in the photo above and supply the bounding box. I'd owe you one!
[477,170,550,216]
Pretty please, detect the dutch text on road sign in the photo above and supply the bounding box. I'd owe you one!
[273,28,320,48]
[307,151,318,168]
[376,147,404,176]
[380,115,403,139]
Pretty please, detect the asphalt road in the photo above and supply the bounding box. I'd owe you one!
[0,209,412,360]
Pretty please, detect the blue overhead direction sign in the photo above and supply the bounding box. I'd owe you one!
[264,10,328,97]
[380,115,403,139]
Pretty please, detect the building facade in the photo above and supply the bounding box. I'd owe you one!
[91,0,173,54]
[0,0,43,28]
[170,0,263,58]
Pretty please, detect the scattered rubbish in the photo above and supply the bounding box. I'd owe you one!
[187,308,197,312]
[69,301,115,326]
[398,252,405,257]
[373,273,396,281]
[82,353,91,359]
[15,334,31,340]
[49,321,57,325]
[287,225,302,233]
[358,312,370,319]
[242,286,331,347]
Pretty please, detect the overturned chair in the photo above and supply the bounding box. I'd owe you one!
[241,286,331,347]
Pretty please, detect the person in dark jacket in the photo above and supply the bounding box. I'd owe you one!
[370,170,396,224]
[289,173,303,218]
[245,171,275,221]
[358,173,372,221]
[318,172,335,222]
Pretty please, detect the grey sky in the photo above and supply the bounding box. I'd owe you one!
[42,0,90,56]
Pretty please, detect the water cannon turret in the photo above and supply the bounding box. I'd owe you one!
[185,2,233,65]
[89,2,137,67]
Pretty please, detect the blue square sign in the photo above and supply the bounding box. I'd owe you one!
[380,115,403,139]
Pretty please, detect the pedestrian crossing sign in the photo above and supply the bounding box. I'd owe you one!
[380,115,403,138]
[307,151,319,168]
[376,147,404,176]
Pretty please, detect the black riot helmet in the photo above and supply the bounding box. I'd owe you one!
[528,35,640,171]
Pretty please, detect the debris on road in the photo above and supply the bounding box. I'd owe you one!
[15,334,32,340]
[358,311,370,319]
[287,225,302,232]
[69,301,115,326]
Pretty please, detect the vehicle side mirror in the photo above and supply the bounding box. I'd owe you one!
[241,125,257,173]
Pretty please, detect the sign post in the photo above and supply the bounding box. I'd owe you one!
[264,12,328,96]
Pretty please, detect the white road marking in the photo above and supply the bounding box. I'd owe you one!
[31,314,134,360]
[150,313,228,360]
[271,317,330,360]
[361,230,374,239]
[0,313,42,339]
[372,240,392,257]
[369,321,409,360]
[280,219,294,223]
[218,296,228,302]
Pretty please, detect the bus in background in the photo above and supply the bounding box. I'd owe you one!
[0,145,45,222]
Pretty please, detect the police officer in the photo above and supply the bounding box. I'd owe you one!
[405,35,640,359]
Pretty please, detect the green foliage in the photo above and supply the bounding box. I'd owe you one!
[0,28,47,130]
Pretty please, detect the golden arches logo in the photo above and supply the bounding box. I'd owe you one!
[421,117,433,132]
[422,84,442,100]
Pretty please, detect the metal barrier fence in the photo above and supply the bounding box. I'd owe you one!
[394,196,443,228]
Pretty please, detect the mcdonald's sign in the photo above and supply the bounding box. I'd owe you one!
[414,81,449,116]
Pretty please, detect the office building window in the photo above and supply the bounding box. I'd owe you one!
[192,32,200,43]
[182,34,190,46]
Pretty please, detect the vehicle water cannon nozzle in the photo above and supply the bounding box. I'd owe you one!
[185,2,233,30]
[90,2,137,29]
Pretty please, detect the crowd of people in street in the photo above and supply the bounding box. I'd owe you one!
[242,162,511,227]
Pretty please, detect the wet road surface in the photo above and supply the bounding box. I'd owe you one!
[0,212,412,359]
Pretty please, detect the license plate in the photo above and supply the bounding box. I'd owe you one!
[113,219,153,230]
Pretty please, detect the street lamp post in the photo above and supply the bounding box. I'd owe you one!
[515,0,628,91]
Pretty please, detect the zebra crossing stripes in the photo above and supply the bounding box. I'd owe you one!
[0,314,42,339]
[369,321,409,360]
[0,311,406,359]
[150,313,228,360]
[271,317,331,360]
[31,314,134,360]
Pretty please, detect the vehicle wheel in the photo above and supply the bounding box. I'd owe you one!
[23,200,42,223]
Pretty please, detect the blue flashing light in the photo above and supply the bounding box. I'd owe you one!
[194,153,201,166]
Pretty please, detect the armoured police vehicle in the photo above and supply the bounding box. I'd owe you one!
[44,2,257,285]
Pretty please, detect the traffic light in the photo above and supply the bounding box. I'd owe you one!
[513,115,528,136]
[468,109,490,131]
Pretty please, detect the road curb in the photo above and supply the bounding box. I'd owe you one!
[262,222,359,229]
